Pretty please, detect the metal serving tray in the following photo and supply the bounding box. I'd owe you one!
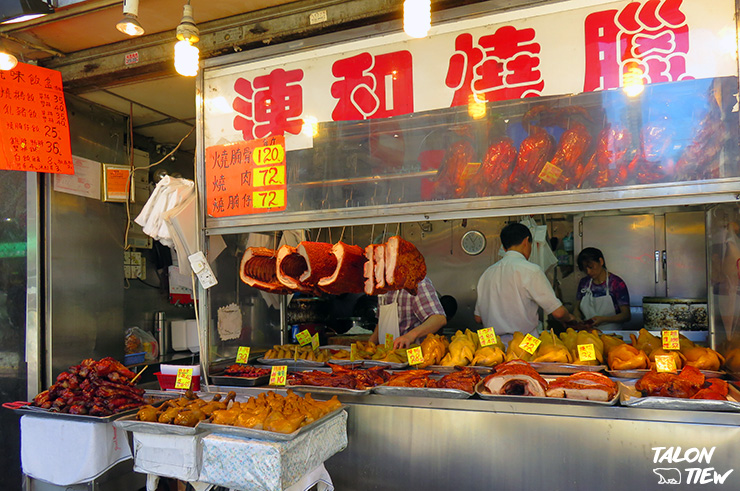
[373,384,473,399]
[327,359,408,369]
[529,363,607,374]
[210,371,270,388]
[618,382,740,412]
[426,365,494,375]
[10,394,174,423]
[287,384,372,396]
[113,413,210,435]
[198,407,346,441]
[607,368,724,379]
[256,357,325,367]
[474,380,620,406]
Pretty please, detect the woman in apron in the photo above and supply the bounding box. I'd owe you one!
[574,247,631,330]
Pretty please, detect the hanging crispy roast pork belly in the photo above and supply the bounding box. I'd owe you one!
[363,244,387,296]
[297,242,338,286]
[276,245,314,293]
[373,243,388,292]
[239,247,290,293]
[317,242,367,295]
[384,236,427,295]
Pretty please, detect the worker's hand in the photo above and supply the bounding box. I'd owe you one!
[393,333,414,349]
[590,316,605,327]
[369,331,379,344]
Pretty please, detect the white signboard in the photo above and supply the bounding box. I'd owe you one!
[52,155,102,200]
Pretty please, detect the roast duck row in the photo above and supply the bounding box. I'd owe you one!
[240,236,426,297]
[31,357,145,416]
[433,102,725,199]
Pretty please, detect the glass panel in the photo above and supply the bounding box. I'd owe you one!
[281,77,738,213]
[0,170,27,488]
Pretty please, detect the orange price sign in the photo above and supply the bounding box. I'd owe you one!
[296,329,312,346]
[311,332,320,351]
[519,333,541,355]
[385,333,394,350]
[236,346,251,364]
[662,330,680,350]
[269,365,288,386]
[538,162,564,185]
[478,328,497,347]
[655,355,677,373]
[577,344,596,362]
[175,368,193,390]
[205,136,286,217]
[407,346,424,365]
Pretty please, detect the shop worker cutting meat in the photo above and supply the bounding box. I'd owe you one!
[369,276,447,349]
[474,223,575,344]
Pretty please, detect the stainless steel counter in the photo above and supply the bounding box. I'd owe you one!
[206,386,740,489]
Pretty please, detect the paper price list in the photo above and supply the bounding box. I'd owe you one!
[0,63,73,174]
[205,135,287,217]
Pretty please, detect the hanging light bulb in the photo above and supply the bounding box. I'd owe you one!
[622,62,645,97]
[116,0,145,37]
[174,2,199,77]
[0,51,18,71]
[404,0,431,39]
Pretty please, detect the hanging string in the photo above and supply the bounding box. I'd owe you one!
[273,231,278,251]
[316,228,322,243]
[339,226,346,243]
[396,222,401,237]
[383,223,388,241]
[329,227,332,244]
[351,226,354,245]
[371,224,375,245]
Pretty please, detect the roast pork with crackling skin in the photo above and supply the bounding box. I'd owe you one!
[275,244,314,293]
[317,242,367,295]
[384,236,427,295]
[545,372,617,401]
[239,247,290,294]
[297,242,337,286]
[482,360,548,397]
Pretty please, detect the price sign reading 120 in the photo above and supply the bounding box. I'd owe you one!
[204,135,287,217]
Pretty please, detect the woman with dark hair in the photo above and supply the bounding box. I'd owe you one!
[574,247,631,330]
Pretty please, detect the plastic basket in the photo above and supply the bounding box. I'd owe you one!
[124,352,146,365]
[155,371,201,391]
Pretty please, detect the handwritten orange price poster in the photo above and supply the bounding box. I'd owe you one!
[205,135,286,217]
[0,63,73,174]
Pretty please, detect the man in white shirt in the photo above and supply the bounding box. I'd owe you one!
[474,222,575,344]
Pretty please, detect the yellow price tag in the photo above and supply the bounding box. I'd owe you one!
[655,354,677,373]
[407,346,424,365]
[519,333,541,355]
[252,189,286,209]
[311,332,320,350]
[253,165,286,187]
[662,330,680,350]
[538,161,564,185]
[175,368,193,390]
[478,328,497,347]
[253,143,286,166]
[385,333,394,350]
[296,329,312,346]
[577,344,596,362]
[269,365,287,386]
[350,343,358,362]
[236,346,251,364]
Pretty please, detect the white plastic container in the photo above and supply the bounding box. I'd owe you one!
[170,320,189,352]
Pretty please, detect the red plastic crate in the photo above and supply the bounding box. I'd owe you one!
[155,371,201,391]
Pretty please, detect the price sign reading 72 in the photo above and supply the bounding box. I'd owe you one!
[254,166,286,187]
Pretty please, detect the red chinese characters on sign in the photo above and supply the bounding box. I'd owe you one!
[205,136,287,217]
[331,51,414,120]
[446,27,544,107]
[584,0,690,92]
[0,63,73,174]
[233,69,305,140]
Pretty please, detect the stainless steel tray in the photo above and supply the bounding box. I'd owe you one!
[256,357,326,367]
[607,368,724,379]
[373,384,473,399]
[618,382,740,412]
[529,363,606,374]
[198,407,346,441]
[210,373,270,387]
[10,394,174,423]
[113,413,210,435]
[327,359,408,369]
[287,384,371,396]
[474,380,619,406]
[426,365,494,375]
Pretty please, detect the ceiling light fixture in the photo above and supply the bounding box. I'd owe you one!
[174,1,199,77]
[0,50,18,71]
[116,0,145,37]
[403,0,431,39]
[0,0,54,24]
